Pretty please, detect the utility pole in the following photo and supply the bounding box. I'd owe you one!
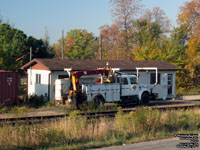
[30,47,32,61]
[62,29,64,59]
[30,46,32,85]
[99,33,102,60]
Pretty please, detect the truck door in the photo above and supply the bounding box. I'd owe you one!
[121,77,130,96]
[129,76,139,96]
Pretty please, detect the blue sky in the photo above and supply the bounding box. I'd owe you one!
[0,0,191,44]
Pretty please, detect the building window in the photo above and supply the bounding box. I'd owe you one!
[150,73,160,84]
[36,74,41,84]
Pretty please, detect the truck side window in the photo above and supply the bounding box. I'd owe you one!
[130,77,137,84]
[121,78,128,85]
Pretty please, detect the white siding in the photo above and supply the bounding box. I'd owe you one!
[49,71,69,101]
[27,69,50,98]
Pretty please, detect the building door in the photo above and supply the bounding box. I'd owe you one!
[168,74,173,95]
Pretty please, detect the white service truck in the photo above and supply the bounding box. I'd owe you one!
[81,73,153,106]
[55,67,157,108]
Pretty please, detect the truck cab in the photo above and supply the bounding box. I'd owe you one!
[119,74,151,105]
[120,74,138,96]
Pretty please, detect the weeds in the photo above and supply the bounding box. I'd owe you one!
[176,87,200,96]
[78,101,118,112]
[0,95,55,114]
[0,108,200,150]
[0,105,29,114]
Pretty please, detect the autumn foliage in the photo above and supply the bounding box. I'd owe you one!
[52,0,200,89]
[177,0,200,88]
[96,0,200,89]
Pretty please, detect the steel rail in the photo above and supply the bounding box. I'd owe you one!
[1,103,200,125]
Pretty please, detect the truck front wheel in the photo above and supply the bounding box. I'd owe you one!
[141,92,150,105]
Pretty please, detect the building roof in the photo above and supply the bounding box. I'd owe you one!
[21,58,180,71]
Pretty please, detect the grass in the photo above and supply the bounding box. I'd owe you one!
[0,98,119,116]
[176,87,200,96]
[0,95,56,114]
[0,107,200,150]
[0,102,57,115]
[78,101,119,112]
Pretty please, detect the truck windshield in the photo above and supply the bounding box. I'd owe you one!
[130,77,137,84]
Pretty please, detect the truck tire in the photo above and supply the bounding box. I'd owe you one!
[141,92,150,105]
[93,95,105,109]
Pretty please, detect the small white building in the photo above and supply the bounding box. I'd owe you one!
[21,59,180,101]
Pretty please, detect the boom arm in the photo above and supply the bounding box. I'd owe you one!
[71,69,109,91]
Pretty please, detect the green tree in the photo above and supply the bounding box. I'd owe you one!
[65,29,98,60]
[0,23,27,70]
[25,36,54,61]
[0,23,55,71]
[132,19,163,60]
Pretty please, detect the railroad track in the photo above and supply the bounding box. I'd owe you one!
[1,103,200,125]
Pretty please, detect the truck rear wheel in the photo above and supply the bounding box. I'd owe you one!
[141,92,150,105]
[93,95,105,109]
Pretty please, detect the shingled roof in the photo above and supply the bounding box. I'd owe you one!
[21,58,180,71]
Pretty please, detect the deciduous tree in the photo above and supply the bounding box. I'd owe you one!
[110,0,142,58]
[0,23,54,71]
[142,7,171,34]
[55,29,98,60]
[98,23,124,59]
[25,36,54,61]
[177,0,200,87]
[0,23,27,70]
[132,18,165,61]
